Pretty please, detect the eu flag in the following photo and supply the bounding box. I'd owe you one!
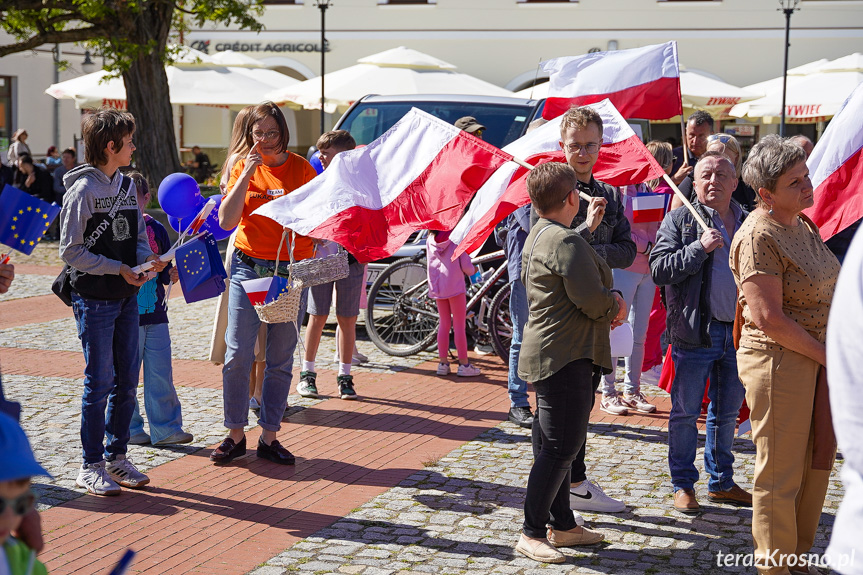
[0,185,61,255]
[176,232,227,303]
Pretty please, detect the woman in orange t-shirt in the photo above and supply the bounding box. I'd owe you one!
[211,102,317,467]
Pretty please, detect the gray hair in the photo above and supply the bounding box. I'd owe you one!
[742,135,807,194]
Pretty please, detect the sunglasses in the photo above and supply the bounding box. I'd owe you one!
[0,491,36,516]
[708,134,734,144]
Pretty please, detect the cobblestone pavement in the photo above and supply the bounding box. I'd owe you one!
[1,244,846,575]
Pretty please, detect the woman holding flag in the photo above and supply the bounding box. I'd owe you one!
[211,102,318,466]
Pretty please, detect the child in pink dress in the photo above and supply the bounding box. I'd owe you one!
[426,230,481,377]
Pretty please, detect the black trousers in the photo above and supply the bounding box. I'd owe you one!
[531,367,600,483]
[523,358,594,537]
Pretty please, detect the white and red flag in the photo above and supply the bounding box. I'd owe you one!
[253,108,513,263]
[452,99,667,257]
[631,191,671,223]
[803,81,863,241]
[541,42,682,121]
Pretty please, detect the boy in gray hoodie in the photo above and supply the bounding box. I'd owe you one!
[59,109,166,496]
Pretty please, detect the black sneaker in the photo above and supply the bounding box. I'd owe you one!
[508,406,535,429]
[337,374,358,400]
[297,371,319,398]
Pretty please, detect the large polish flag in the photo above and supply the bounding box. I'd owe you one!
[804,82,863,241]
[253,108,513,263]
[541,42,682,121]
[452,98,666,257]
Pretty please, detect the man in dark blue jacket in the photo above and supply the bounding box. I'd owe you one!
[650,151,750,515]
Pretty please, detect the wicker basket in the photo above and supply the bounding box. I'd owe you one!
[252,230,304,324]
[291,247,350,287]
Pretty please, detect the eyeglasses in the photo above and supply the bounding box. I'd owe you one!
[0,491,36,516]
[251,130,280,141]
[707,134,734,144]
[564,142,601,154]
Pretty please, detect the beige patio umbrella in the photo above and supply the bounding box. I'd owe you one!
[266,46,514,114]
[729,53,863,123]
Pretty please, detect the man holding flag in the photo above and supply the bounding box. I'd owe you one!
[543,106,635,514]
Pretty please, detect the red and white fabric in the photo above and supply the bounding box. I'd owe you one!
[451,99,667,257]
[803,81,863,241]
[252,108,513,263]
[541,41,682,121]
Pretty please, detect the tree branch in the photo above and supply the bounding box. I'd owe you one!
[0,26,104,58]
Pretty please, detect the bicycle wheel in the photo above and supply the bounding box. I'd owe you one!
[367,257,440,357]
[488,281,512,361]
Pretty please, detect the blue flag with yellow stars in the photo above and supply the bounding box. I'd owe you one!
[0,184,61,255]
[176,232,227,303]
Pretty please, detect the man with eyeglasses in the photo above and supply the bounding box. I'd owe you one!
[531,105,636,516]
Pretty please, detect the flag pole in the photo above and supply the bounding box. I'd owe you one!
[510,156,592,202]
[680,117,690,166]
[662,173,710,231]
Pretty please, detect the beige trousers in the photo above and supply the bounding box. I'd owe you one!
[737,347,834,575]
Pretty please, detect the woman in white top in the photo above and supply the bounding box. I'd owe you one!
[7,129,31,166]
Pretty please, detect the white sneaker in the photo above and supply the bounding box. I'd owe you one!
[640,364,663,386]
[105,454,150,489]
[599,394,629,416]
[622,392,657,413]
[473,344,493,356]
[457,363,481,377]
[353,350,369,363]
[570,479,626,512]
[436,362,450,376]
[76,461,121,496]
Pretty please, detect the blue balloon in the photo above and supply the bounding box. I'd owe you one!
[158,173,202,219]
[200,195,235,241]
[167,214,192,234]
[310,151,324,175]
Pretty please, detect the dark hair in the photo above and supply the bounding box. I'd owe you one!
[245,102,290,153]
[47,146,57,155]
[128,170,150,198]
[62,147,76,158]
[687,110,715,130]
[17,154,34,167]
[528,162,577,215]
[316,130,356,151]
[82,109,136,167]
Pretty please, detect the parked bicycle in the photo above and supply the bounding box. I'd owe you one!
[366,250,512,360]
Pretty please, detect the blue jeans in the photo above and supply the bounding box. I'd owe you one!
[507,279,530,408]
[129,323,183,444]
[668,321,746,492]
[223,251,306,433]
[603,268,656,395]
[71,292,140,465]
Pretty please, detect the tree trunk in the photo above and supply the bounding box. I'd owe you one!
[122,0,181,188]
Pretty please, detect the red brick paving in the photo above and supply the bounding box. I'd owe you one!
[3,284,698,574]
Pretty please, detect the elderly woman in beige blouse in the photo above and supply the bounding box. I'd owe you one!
[730,135,840,575]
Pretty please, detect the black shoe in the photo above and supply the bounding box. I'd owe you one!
[256,438,296,465]
[210,436,246,465]
[508,406,535,429]
[337,374,358,400]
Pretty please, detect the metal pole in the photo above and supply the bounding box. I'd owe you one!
[780,7,792,137]
[53,44,61,148]
[318,1,329,136]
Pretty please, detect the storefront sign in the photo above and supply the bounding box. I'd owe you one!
[190,40,330,54]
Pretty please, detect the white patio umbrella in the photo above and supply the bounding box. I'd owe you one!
[266,46,514,114]
[515,69,761,120]
[46,66,298,110]
[729,54,863,123]
[209,50,265,68]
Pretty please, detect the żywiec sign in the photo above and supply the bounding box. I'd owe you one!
[190,40,330,54]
